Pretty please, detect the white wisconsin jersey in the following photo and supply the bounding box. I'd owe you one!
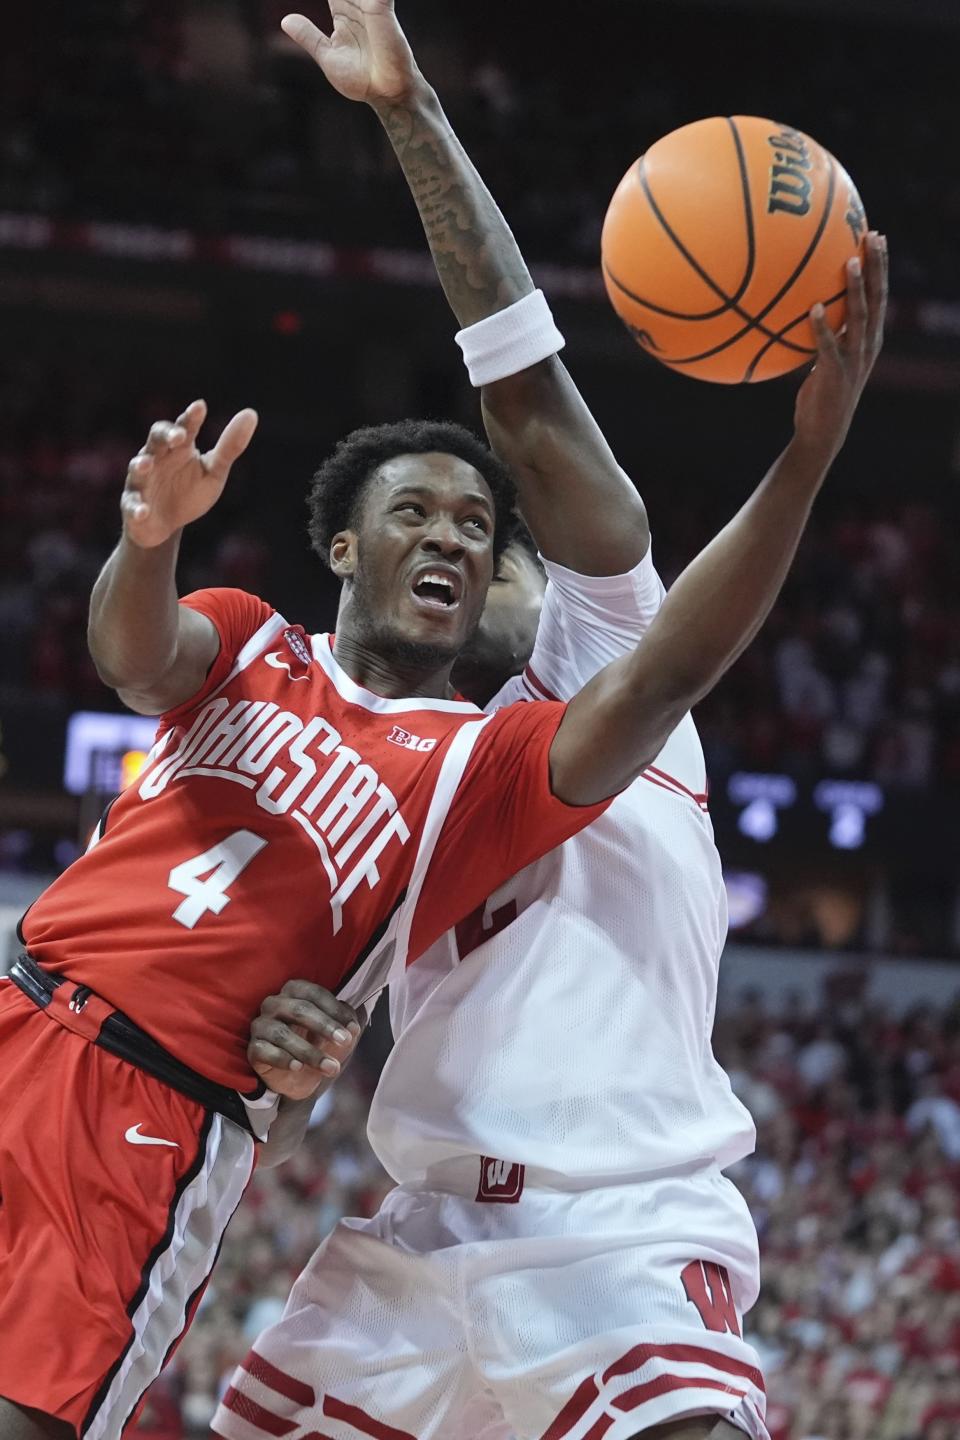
[367,548,756,1186]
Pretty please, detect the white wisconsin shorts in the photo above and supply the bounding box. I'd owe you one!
[213,1161,768,1440]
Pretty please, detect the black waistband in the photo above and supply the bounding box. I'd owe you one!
[10,953,256,1137]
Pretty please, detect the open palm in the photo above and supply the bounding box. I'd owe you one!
[122,399,258,549]
[281,3,418,104]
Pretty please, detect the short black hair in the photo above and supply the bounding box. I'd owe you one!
[307,419,518,568]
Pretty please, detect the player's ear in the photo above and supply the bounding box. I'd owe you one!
[329,530,358,580]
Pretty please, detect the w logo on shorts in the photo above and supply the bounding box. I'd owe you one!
[476,1155,525,1203]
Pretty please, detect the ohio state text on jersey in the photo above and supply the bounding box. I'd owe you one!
[23,588,607,1090]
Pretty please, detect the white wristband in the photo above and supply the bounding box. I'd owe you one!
[455,289,565,387]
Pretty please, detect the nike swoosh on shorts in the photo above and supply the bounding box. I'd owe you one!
[124,1123,180,1149]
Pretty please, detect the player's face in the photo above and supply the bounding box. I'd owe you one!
[345,453,498,669]
[452,543,546,705]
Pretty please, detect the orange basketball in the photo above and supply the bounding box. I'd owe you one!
[601,116,868,383]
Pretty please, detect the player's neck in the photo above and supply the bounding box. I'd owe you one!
[332,631,457,701]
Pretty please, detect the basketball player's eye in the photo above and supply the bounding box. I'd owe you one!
[396,502,426,518]
[464,516,489,533]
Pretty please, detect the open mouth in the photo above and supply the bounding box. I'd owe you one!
[410,570,462,611]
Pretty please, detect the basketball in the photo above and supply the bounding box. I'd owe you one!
[601,115,869,383]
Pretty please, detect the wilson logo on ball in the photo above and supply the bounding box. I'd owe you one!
[766,128,813,217]
[600,114,869,384]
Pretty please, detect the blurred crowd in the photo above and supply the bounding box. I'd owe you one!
[133,981,960,1440]
[1,0,958,296]
[692,494,960,795]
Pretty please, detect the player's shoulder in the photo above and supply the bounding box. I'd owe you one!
[180,585,275,615]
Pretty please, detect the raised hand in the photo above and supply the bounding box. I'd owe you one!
[793,231,888,464]
[280,3,419,105]
[248,980,364,1101]
[121,399,258,550]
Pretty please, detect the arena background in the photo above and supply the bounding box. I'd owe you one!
[2,3,960,1437]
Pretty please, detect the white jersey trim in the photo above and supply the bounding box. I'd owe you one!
[82,1114,254,1440]
[392,716,493,971]
[210,612,288,699]
[336,714,493,1011]
[311,634,480,716]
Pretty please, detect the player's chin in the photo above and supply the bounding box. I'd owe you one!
[403,592,474,647]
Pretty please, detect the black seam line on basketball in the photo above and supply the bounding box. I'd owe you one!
[636,159,793,345]
[743,285,846,382]
[744,283,846,380]
[739,135,837,334]
[725,115,757,295]
[80,1110,216,1436]
[624,309,815,367]
[608,120,754,322]
[640,135,755,312]
[607,264,811,359]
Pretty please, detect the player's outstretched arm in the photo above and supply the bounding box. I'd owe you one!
[88,399,258,715]
[248,982,364,1167]
[549,238,887,804]
[280,4,647,575]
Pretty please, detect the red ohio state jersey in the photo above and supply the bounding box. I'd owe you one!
[23,589,607,1090]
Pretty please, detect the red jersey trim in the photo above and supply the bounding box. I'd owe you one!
[524,665,709,813]
[312,636,480,716]
[523,664,558,703]
[641,766,709,811]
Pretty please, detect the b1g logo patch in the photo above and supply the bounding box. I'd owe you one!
[386,725,437,753]
[476,1156,525,1204]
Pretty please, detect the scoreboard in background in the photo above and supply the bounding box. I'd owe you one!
[724,773,885,852]
[63,711,156,798]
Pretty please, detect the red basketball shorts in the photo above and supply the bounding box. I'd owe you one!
[0,978,256,1438]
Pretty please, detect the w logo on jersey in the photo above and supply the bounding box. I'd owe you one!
[476,1155,525,1204]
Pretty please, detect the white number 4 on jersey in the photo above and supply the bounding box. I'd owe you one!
[168,829,267,929]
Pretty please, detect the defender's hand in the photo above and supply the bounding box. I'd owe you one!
[121,399,258,550]
[249,981,364,1101]
[281,3,419,105]
[793,231,887,465]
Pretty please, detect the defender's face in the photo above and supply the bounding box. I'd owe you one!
[452,543,546,705]
[342,453,497,663]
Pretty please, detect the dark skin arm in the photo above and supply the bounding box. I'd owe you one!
[280,5,886,806]
[281,4,648,576]
[549,238,888,802]
[250,981,364,1168]
[88,399,258,715]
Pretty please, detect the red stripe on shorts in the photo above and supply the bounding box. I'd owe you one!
[242,1350,316,1407]
[221,1386,297,1436]
[602,1340,764,1392]
[614,1372,746,1413]
[582,1417,615,1440]
[322,1394,417,1440]
[541,1374,600,1440]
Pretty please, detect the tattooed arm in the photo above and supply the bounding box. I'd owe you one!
[281,3,648,575]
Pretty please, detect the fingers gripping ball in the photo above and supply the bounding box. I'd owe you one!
[601,116,868,383]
